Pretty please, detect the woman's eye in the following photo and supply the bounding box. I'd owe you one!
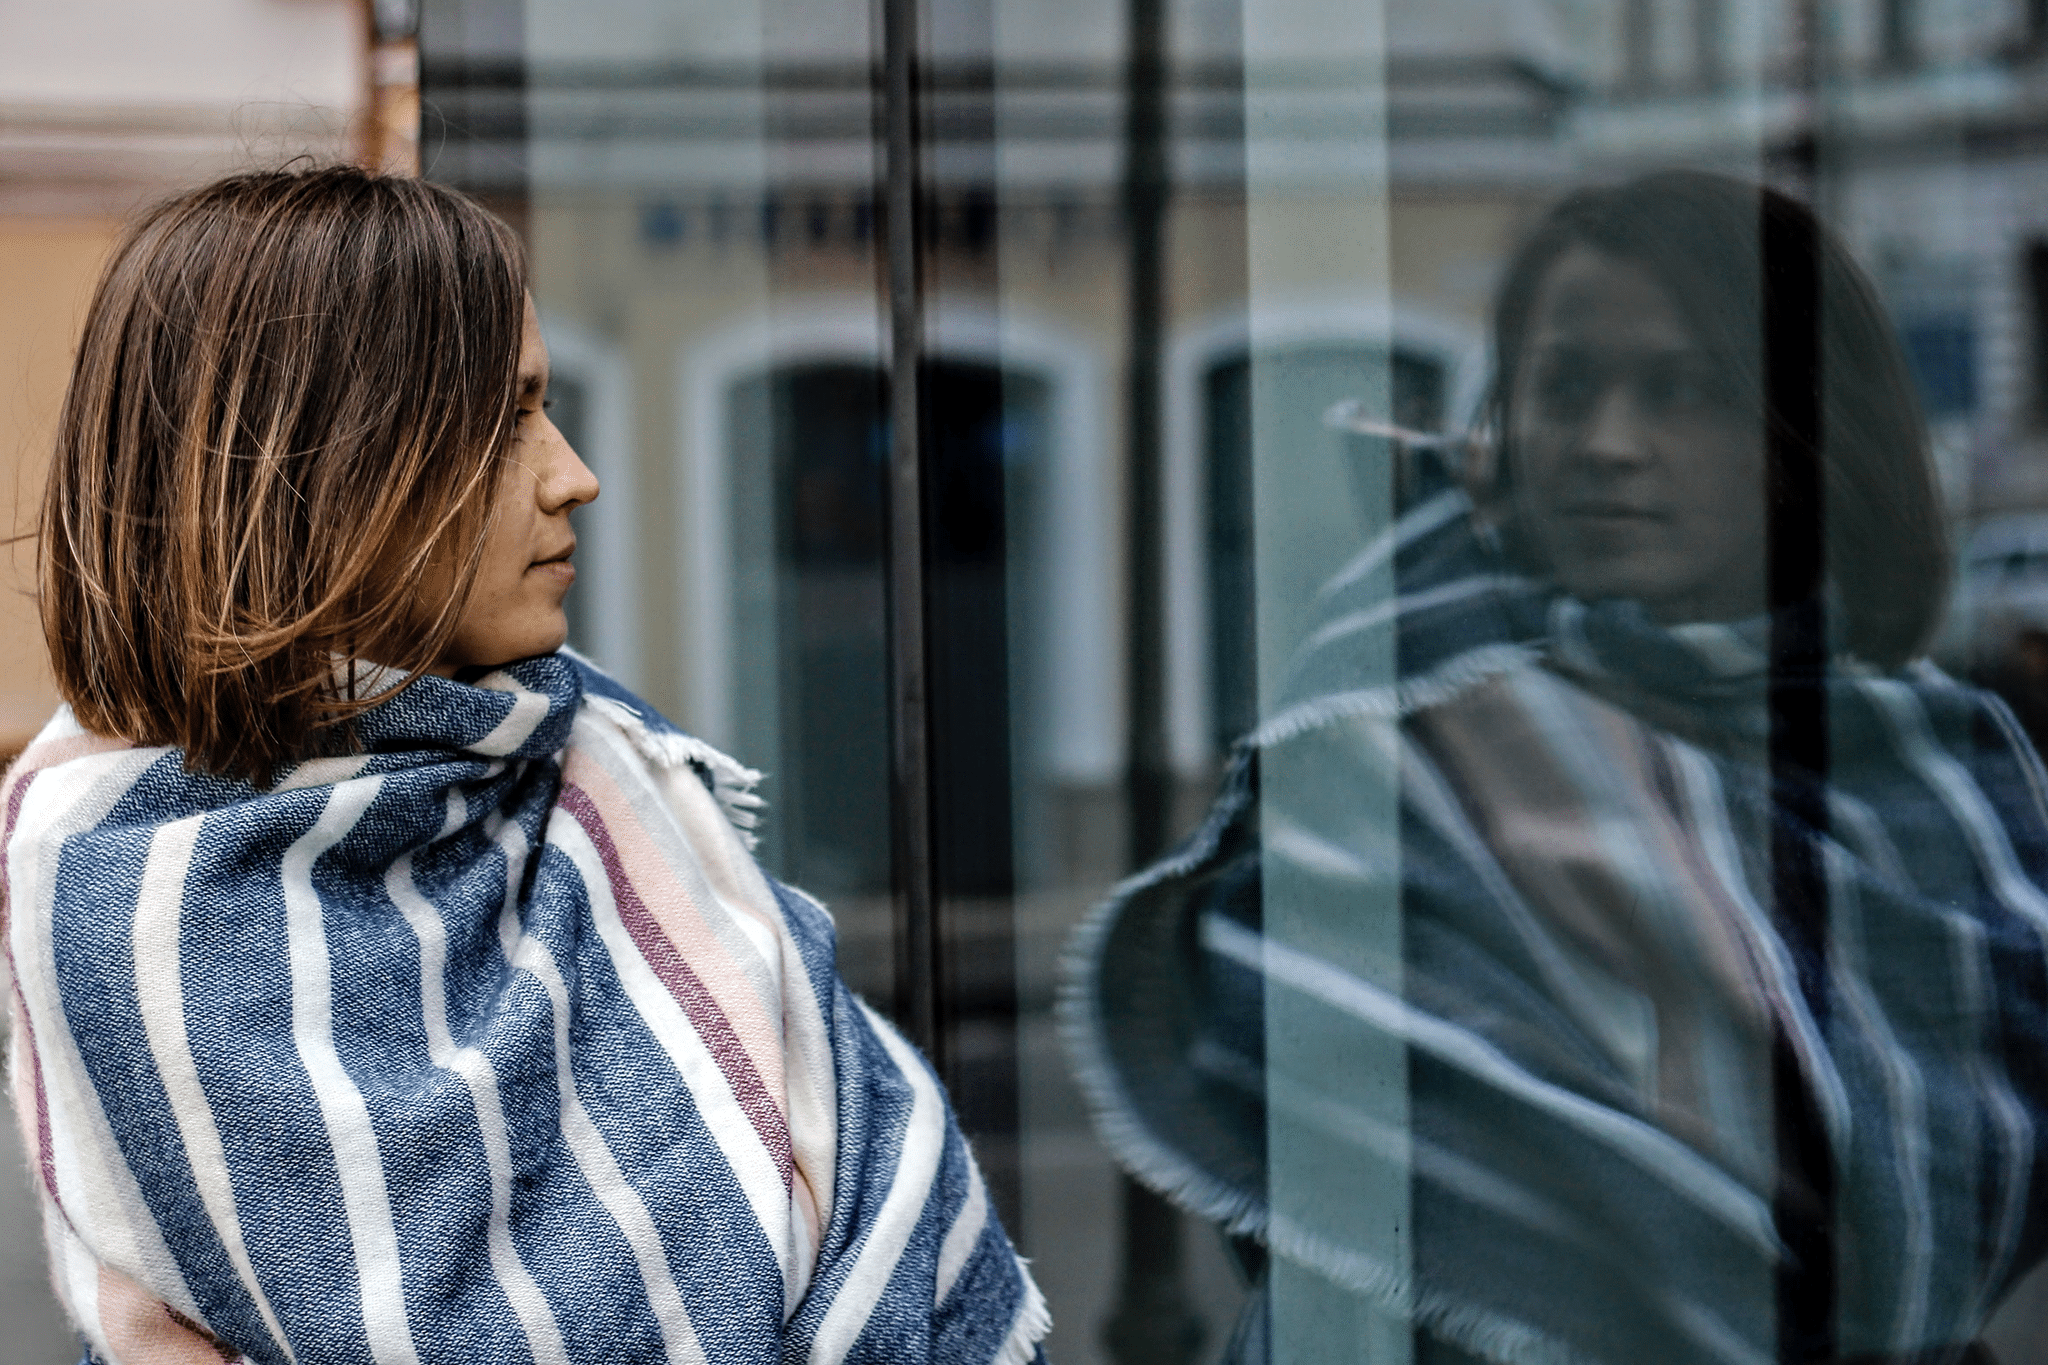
[1534,361,1601,417]
[1641,364,1727,415]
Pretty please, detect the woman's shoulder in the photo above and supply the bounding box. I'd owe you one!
[1257,492,1546,742]
[1838,654,2042,751]
[1,707,184,862]
[6,705,154,783]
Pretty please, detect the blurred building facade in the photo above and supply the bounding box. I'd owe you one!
[436,0,2048,909]
[0,5,373,1361]
[0,0,374,753]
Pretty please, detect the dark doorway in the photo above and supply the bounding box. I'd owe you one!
[727,360,1047,903]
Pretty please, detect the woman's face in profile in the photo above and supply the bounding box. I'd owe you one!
[1509,244,1768,624]
[429,297,601,675]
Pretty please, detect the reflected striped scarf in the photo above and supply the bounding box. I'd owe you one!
[3,654,1047,1365]
[1065,490,2048,1365]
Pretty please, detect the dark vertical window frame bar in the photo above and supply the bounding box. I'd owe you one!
[876,0,944,1068]
[1766,7,1834,1355]
[2025,242,2048,424]
[1103,0,1202,1360]
[416,0,528,237]
[1122,0,1172,875]
[919,24,1026,1240]
[1765,227,1835,1364]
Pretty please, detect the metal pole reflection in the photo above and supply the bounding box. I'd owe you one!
[1767,5,1834,1357]
[878,0,944,1068]
[1106,0,1204,1357]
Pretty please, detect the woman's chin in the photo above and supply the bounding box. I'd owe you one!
[433,618,571,674]
[1557,561,1671,609]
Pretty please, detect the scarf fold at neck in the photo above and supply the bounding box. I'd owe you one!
[1260,489,1855,757]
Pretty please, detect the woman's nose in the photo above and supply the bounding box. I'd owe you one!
[540,423,600,512]
[1581,383,1654,465]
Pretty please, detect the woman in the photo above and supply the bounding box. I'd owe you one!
[4,166,1049,1365]
[1065,171,2048,1363]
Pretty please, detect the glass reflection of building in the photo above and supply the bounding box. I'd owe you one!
[428,0,2048,890]
[404,1,2048,1361]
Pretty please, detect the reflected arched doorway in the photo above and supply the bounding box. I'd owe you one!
[725,360,1051,904]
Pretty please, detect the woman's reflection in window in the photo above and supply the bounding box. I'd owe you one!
[1066,171,2048,1365]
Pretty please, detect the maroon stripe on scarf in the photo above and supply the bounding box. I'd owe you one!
[558,781,796,1187]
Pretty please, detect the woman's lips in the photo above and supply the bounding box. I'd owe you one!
[1555,505,1669,555]
[529,548,576,581]
[1560,504,1668,526]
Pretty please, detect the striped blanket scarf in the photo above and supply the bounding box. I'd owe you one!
[1064,490,2048,1365]
[3,653,1048,1365]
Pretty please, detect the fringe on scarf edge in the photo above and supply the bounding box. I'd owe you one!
[582,695,767,850]
[1054,888,1271,1241]
[1053,804,1633,1365]
[1247,642,1539,750]
[993,1257,1055,1365]
[1260,1210,1611,1365]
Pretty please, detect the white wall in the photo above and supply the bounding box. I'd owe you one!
[0,0,361,110]
[0,0,365,214]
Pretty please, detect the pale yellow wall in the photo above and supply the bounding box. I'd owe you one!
[1390,193,1546,333]
[0,217,118,749]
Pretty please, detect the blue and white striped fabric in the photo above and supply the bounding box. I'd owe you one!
[1065,489,2048,1364]
[3,653,1048,1365]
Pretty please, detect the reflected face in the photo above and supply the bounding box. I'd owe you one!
[1509,246,1767,624]
[430,297,600,675]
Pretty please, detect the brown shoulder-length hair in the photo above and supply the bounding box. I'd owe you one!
[41,165,528,783]
[1484,170,1949,668]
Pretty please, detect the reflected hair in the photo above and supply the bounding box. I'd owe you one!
[1486,170,1948,668]
[41,165,528,783]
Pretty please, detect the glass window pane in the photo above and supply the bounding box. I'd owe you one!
[416,0,2048,1361]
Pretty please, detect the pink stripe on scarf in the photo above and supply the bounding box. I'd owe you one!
[0,769,59,1208]
[558,781,796,1186]
[97,1264,240,1364]
[563,753,790,1092]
